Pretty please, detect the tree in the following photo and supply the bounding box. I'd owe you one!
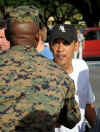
[0,0,83,26]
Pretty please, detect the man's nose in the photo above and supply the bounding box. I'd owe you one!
[57,43,64,51]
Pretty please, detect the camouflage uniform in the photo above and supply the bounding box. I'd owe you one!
[0,6,80,132]
[0,45,80,132]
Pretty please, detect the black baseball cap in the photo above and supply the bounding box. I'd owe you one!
[48,24,77,44]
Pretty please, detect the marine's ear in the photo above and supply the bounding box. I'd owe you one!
[33,31,40,48]
[36,35,44,53]
[39,26,47,41]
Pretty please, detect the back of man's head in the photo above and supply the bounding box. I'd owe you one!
[5,5,41,47]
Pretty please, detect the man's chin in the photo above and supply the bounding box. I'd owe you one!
[55,60,65,66]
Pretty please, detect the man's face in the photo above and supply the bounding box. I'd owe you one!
[51,39,77,67]
[9,22,39,46]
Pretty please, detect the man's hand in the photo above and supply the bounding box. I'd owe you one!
[85,104,96,127]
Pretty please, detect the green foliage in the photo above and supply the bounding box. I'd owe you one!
[0,0,83,25]
[0,0,5,6]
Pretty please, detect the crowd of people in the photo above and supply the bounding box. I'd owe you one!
[0,5,97,132]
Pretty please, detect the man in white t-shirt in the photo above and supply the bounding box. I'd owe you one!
[74,28,85,59]
[48,24,96,132]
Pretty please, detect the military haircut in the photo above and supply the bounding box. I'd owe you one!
[5,5,42,47]
[8,5,40,23]
[6,5,41,35]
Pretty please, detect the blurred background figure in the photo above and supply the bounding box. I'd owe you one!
[36,24,54,59]
[47,16,55,30]
[0,16,10,52]
[47,16,55,42]
[74,28,85,59]
[64,20,71,25]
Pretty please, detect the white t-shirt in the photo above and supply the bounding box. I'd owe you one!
[55,59,95,132]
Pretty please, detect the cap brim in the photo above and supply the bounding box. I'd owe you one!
[49,32,71,44]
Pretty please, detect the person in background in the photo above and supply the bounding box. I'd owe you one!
[74,28,85,59]
[48,24,96,132]
[37,24,54,59]
[40,42,54,59]
[0,6,81,132]
[0,16,10,52]
[39,16,55,59]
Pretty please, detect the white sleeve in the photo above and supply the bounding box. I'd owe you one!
[87,83,95,104]
[86,69,95,104]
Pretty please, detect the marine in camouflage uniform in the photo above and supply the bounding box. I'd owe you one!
[0,6,80,132]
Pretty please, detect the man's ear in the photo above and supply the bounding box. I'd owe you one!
[36,35,44,53]
[35,32,39,41]
[34,31,42,48]
[39,27,47,41]
[74,41,80,52]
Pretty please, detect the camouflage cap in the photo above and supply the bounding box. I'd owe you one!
[8,5,40,23]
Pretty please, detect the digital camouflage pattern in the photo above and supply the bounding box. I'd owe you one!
[0,45,80,132]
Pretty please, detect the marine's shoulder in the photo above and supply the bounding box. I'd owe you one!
[37,56,70,77]
[0,45,72,84]
[0,45,36,62]
[0,46,25,59]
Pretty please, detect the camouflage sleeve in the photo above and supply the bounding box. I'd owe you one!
[57,79,81,129]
